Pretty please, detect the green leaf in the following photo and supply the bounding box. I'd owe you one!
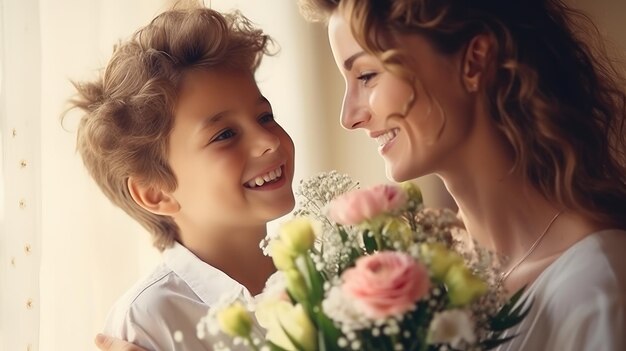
[338,226,349,242]
[314,309,342,351]
[304,255,324,304]
[490,295,533,332]
[481,335,518,350]
[362,229,377,253]
[494,286,527,320]
[266,341,292,351]
[278,322,308,351]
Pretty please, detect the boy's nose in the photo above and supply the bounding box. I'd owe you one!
[251,127,280,156]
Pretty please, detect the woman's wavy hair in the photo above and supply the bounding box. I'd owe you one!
[66,5,272,250]
[300,0,626,228]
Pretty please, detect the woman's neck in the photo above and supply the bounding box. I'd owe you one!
[442,155,604,292]
[444,168,560,259]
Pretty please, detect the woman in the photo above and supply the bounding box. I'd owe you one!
[97,0,626,350]
[302,0,626,349]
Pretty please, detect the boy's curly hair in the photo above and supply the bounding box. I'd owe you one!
[67,5,271,250]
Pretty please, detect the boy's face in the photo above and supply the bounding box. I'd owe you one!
[167,69,295,231]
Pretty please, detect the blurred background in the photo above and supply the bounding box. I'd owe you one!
[0,0,624,349]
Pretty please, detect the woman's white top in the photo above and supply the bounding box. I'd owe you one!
[497,229,626,351]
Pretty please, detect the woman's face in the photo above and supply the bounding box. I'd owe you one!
[328,10,477,181]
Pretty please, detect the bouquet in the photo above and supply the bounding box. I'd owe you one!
[199,171,529,351]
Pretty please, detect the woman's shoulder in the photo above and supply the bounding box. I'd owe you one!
[502,230,626,351]
[532,229,626,304]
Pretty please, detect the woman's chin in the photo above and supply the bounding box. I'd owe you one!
[385,162,428,183]
[385,164,411,183]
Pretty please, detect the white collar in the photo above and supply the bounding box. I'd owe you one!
[163,241,253,307]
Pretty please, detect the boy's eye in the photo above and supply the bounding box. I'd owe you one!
[213,129,236,142]
[357,72,378,86]
[259,113,275,124]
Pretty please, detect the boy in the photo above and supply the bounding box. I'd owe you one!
[69,4,295,350]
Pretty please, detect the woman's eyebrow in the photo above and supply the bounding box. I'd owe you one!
[344,51,366,70]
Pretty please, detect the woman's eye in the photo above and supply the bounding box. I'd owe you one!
[259,113,275,124]
[213,129,236,142]
[357,72,378,85]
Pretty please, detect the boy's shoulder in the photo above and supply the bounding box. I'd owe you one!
[103,242,247,339]
[103,261,212,345]
[103,262,180,331]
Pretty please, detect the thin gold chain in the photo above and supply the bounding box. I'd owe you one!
[500,210,563,283]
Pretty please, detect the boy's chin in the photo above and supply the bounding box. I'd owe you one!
[263,197,296,221]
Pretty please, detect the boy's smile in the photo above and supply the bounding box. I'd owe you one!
[244,164,287,189]
[166,68,295,232]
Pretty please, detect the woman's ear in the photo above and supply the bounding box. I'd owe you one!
[127,176,180,216]
[462,34,492,92]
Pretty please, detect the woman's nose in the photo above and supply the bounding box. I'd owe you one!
[340,89,371,130]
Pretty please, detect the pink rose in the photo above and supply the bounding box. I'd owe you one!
[327,184,407,225]
[341,251,431,320]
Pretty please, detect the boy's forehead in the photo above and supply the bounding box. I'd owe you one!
[178,68,260,96]
[174,69,269,119]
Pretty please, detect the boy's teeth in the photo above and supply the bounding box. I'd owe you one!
[247,166,283,188]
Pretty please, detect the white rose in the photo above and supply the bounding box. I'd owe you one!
[428,309,476,348]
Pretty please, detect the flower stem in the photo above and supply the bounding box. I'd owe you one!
[246,336,260,351]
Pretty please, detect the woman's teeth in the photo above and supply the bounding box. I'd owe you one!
[246,167,283,188]
[376,129,398,146]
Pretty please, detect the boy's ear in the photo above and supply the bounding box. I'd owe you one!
[127,176,180,216]
[462,34,492,92]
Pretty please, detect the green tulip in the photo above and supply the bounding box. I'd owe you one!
[420,243,464,281]
[270,240,297,271]
[217,302,253,338]
[285,268,309,304]
[279,218,316,254]
[256,300,317,351]
[445,265,488,306]
[400,181,423,207]
[382,217,412,247]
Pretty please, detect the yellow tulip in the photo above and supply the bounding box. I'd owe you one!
[217,302,253,338]
[445,265,488,306]
[256,300,317,351]
[382,218,413,247]
[400,181,423,206]
[285,268,309,303]
[270,240,296,271]
[279,218,316,254]
[420,243,464,281]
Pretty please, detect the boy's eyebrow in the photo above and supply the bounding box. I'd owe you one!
[199,96,272,131]
[258,96,271,106]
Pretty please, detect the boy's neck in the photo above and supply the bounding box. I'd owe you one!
[179,224,276,296]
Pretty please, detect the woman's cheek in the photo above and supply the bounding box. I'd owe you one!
[369,76,415,119]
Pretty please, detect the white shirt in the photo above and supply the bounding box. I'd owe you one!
[103,242,255,350]
[497,229,626,351]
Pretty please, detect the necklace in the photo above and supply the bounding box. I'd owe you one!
[500,210,563,283]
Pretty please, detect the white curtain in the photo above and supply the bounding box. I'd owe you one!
[0,1,351,350]
[0,1,43,350]
[2,0,621,350]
